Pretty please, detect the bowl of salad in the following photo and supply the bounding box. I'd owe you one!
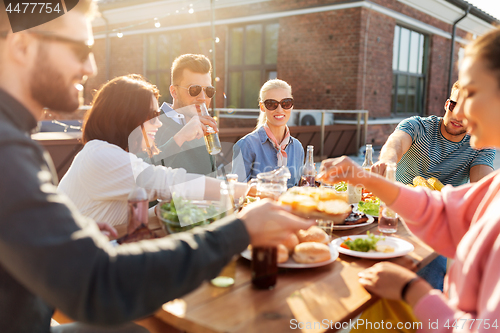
[158,196,223,234]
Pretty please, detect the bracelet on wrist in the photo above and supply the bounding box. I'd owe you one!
[401,276,420,303]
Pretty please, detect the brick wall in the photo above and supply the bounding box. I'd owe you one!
[356,7,395,118]
[278,8,363,111]
[427,34,450,117]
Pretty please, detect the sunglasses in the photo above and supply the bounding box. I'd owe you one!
[263,98,294,111]
[176,85,216,98]
[21,31,93,63]
[147,110,162,124]
[447,99,457,112]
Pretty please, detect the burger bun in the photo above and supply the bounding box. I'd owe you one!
[292,242,331,264]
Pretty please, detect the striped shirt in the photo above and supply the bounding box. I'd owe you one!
[396,116,495,186]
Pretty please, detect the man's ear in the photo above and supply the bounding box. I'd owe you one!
[170,85,177,100]
[8,33,37,65]
[444,100,450,114]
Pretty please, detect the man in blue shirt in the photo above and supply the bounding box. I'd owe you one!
[372,81,495,291]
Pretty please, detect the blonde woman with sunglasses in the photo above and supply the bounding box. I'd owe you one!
[232,79,304,187]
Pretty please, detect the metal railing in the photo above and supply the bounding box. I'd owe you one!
[214,108,369,157]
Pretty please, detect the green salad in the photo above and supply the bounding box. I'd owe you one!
[341,231,385,252]
[159,196,222,233]
[357,197,380,216]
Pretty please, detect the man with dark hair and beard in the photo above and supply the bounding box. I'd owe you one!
[370,81,496,292]
[371,81,495,185]
[0,2,313,332]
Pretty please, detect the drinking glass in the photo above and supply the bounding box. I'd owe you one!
[378,206,399,234]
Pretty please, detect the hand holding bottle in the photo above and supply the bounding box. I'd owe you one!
[199,104,221,155]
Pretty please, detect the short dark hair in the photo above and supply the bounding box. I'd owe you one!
[83,75,160,152]
[171,54,212,85]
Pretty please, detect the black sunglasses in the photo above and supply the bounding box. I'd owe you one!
[447,99,457,112]
[176,85,216,98]
[263,98,294,111]
[0,31,93,63]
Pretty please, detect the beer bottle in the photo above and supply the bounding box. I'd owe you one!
[299,145,317,187]
[199,104,222,155]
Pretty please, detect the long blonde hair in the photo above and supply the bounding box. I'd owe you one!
[256,79,293,128]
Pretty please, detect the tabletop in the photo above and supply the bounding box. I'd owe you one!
[153,219,437,333]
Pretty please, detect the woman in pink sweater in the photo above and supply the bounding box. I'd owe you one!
[318,28,500,332]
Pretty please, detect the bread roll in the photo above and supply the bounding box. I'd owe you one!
[281,233,299,253]
[293,242,331,264]
[413,176,435,190]
[297,226,330,244]
[277,244,289,263]
[427,177,444,191]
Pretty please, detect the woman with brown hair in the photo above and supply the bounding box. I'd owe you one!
[59,75,242,231]
[318,28,500,332]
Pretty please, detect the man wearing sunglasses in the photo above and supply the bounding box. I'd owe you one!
[370,81,495,292]
[153,54,219,176]
[0,2,314,333]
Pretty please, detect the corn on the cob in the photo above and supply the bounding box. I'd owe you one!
[427,177,444,191]
[413,176,435,190]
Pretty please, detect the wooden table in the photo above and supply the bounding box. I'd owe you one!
[153,220,437,333]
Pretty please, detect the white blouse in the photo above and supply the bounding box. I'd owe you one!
[58,140,205,226]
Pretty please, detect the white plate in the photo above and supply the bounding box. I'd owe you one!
[330,215,375,230]
[331,235,414,259]
[241,243,339,269]
[353,203,379,218]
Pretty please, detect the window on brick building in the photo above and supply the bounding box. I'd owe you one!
[145,33,182,104]
[227,22,279,108]
[391,26,428,115]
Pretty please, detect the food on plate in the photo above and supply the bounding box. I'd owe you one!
[361,190,377,202]
[344,211,369,225]
[340,231,394,253]
[248,226,332,264]
[281,233,299,253]
[375,244,396,253]
[413,176,445,191]
[413,176,435,190]
[277,244,289,263]
[427,177,445,191]
[357,199,380,216]
[278,187,351,222]
[297,226,330,244]
[293,242,332,263]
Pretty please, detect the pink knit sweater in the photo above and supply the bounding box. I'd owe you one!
[391,169,500,332]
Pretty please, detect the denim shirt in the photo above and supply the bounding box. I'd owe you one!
[232,126,305,188]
